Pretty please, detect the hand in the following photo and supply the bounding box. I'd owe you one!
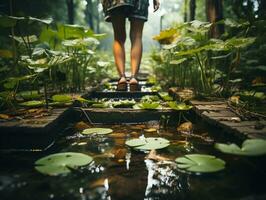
[153,0,160,12]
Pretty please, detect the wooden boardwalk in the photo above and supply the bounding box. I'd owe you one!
[169,86,266,139]
[191,100,266,139]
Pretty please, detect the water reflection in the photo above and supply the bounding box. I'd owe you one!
[144,159,190,199]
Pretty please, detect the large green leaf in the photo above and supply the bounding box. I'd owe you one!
[82,128,113,135]
[62,37,99,48]
[19,100,44,107]
[175,154,225,173]
[17,90,41,100]
[35,152,93,176]
[141,95,160,102]
[112,100,136,108]
[159,92,173,101]
[168,101,193,111]
[126,137,170,150]
[170,58,187,65]
[133,102,162,110]
[215,139,266,156]
[225,37,256,49]
[52,94,72,103]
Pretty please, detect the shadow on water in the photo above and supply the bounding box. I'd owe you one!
[1,121,266,200]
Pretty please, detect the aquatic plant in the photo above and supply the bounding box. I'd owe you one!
[19,100,45,108]
[175,154,225,173]
[126,137,170,150]
[35,152,93,176]
[215,139,266,156]
[133,102,162,110]
[168,101,193,111]
[82,128,113,135]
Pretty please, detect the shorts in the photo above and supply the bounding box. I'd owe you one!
[101,0,149,22]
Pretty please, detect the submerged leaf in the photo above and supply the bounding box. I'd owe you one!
[175,154,225,173]
[35,152,93,176]
[215,139,266,156]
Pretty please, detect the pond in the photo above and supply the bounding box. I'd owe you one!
[0,121,266,200]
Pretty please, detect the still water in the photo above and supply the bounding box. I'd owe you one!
[0,121,266,200]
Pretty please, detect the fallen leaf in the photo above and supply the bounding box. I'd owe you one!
[0,114,10,119]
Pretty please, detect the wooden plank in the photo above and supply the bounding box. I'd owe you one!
[194,104,229,111]
[190,100,226,105]
[201,110,239,118]
[220,120,266,128]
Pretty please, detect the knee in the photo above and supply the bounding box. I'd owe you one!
[130,32,142,43]
[114,32,126,44]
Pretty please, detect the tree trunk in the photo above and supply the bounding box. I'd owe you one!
[66,0,74,24]
[189,0,196,21]
[96,0,100,33]
[258,0,266,19]
[206,0,224,38]
[184,0,188,22]
[86,0,94,30]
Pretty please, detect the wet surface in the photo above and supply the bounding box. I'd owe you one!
[1,122,266,200]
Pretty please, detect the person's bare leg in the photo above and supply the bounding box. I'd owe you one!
[129,19,144,84]
[111,15,127,83]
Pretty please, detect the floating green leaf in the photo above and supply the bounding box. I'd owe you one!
[215,139,266,156]
[90,103,108,108]
[159,92,173,101]
[141,95,160,102]
[52,94,72,103]
[175,154,225,173]
[133,102,162,110]
[19,100,44,107]
[35,152,93,176]
[126,137,170,150]
[49,102,72,107]
[112,100,136,108]
[82,128,113,135]
[168,101,193,110]
[17,91,41,100]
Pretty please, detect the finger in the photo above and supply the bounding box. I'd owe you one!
[154,5,159,12]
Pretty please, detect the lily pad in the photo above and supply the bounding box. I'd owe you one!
[159,92,173,101]
[82,128,113,135]
[52,94,72,102]
[35,152,93,176]
[112,100,136,108]
[18,90,41,100]
[126,137,170,150]
[215,139,266,156]
[168,102,193,111]
[175,154,225,173]
[133,102,162,110]
[90,103,108,108]
[141,95,160,102]
[19,100,44,107]
[49,101,72,107]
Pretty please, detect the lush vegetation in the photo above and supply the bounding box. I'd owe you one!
[0,0,265,116]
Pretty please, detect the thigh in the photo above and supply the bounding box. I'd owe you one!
[130,19,144,37]
[111,15,126,38]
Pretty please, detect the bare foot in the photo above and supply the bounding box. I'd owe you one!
[118,77,127,84]
[129,77,138,84]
